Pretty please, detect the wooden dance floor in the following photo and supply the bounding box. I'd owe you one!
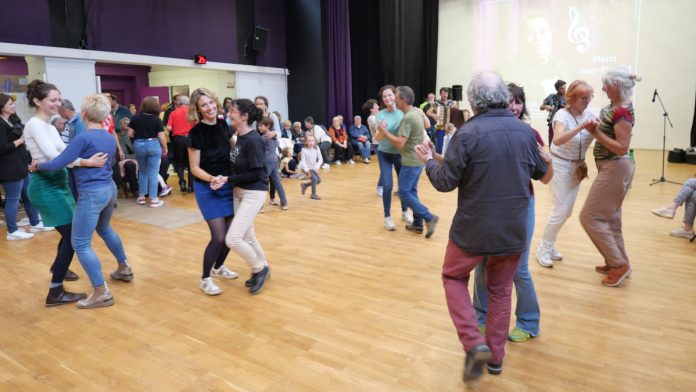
[1,150,694,391]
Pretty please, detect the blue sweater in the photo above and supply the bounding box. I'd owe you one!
[38,129,116,191]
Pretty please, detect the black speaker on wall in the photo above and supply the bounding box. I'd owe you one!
[451,85,463,101]
[252,27,270,50]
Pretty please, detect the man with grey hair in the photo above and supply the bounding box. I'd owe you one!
[380,85,438,238]
[58,98,87,144]
[415,71,553,382]
[166,95,195,192]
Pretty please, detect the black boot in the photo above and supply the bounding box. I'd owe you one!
[249,266,270,294]
[45,285,87,307]
[179,178,187,192]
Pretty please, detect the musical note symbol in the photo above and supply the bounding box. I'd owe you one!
[567,7,591,53]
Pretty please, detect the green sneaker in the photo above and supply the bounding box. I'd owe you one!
[477,325,486,336]
[508,327,531,342]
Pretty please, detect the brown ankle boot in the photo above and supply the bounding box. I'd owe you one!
[77,284,114,309]
[45,285,87,307]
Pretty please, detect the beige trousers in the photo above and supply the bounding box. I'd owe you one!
[579,156,635,267]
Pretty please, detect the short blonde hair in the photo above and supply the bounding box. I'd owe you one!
[283,119,292,128]
[82,94,111,123]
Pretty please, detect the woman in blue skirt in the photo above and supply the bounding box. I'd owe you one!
[187,88,238,296]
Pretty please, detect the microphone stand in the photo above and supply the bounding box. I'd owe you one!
[650,89,681,186]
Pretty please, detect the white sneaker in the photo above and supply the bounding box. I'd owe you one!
[670,227,695,238]
[149,198,164,208]
[401,211,413,224]
[321,163,330,170]
[30,222,55,232]
[200,277,222,295]
[535,245,553,268]
[384,217,396,231]
[549,246,563,261]
[159,185,173,197]
[335,160,341,166]
[211,265,239,279]
[376,186,383,197]
[17,217,30,226]
[364,158,370,163]
[7,229,34,241]
[652,206,676,219]
[348,159,355,164]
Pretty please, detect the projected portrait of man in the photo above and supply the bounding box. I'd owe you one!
[524,15,553,65]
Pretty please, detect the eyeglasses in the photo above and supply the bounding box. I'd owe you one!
[580,95,593,102]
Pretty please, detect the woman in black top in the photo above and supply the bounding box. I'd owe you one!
[129,96,168,207]
[214,98,270,294]
[187,88,239,296]
[0,94,44,240]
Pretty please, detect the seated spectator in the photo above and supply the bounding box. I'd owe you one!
[291,121,305,158]
[349,115,371,163]
[279,120,294,152]
[280,147,300,178]
[329,116,354,165]
[652,177,696,238]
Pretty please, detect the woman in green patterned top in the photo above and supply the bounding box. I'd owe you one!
[579,67,641,288]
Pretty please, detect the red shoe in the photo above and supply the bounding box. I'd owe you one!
[601,264,631,287]
[595,265,610,274]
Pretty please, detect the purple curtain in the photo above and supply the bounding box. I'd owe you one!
[325,0,353,122]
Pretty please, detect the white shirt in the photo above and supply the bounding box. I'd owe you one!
[550,108,596,160]
[24,117,81,166]
[298,147,323,172]
[310,125,331,143]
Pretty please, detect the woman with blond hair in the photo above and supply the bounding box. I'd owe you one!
[33,93,132,309]
[580,67,640,287]
[536,80,597,267]
[187,88,239,295]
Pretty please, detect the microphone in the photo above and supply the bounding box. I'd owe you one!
[652,89,657,103]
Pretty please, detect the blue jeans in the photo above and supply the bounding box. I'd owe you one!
[352,140,371,160]
[134,139,162,199]
[377,150,405,217]
[71,184,127,287]
[398,164,433,226]
[2,175,40,233]
[473,197,540,336]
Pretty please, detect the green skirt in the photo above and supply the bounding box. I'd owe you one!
[27,169,75,227]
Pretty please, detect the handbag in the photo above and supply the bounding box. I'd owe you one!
[575,139,588,181]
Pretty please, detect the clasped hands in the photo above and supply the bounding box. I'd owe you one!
[210,175,228,190]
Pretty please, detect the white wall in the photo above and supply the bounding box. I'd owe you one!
[148,67,237,103]
[437,0,696,149]
[235,71,289,122]
[25,57,97,113]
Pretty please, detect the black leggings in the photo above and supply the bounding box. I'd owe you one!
[49,224,75,284]
[202,216,233,279]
